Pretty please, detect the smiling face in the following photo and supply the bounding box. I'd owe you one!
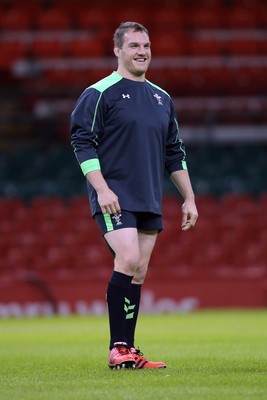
[114,28,151,81]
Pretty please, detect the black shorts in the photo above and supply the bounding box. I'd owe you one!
[94,211,163,236]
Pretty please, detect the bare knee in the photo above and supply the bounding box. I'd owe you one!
[114,252,140,276]
[132,264,148,284]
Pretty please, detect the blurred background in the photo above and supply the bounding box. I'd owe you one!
[0,0,267,317]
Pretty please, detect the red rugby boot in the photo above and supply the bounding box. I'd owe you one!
[130,347,166,369]
[108,342,135,370]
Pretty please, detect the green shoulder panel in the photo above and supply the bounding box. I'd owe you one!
[89,71,123,93]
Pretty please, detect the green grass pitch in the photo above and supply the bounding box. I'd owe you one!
[0,310,266,400]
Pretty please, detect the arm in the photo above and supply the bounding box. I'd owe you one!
[165,100,198,230]
[71,89,120,215]
[85,170,121,215]
[170,169,198,231]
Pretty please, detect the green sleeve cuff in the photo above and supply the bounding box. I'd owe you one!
[80,159,101,175]
[182,160,187,170]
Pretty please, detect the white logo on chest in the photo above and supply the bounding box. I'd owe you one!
[153,93,163,105]
[122,94,130,99]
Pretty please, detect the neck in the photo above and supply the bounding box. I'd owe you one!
[116,69,145,82]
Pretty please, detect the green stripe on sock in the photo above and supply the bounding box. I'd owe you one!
[124,297,135,316]
[126,312,134,319]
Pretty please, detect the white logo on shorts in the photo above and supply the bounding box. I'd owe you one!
[112,213,123,226]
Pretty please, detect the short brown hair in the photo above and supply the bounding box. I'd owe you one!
[113,21,149,48]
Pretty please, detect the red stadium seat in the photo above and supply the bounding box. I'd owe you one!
[187,38,225,56]
[220,193,257,216]
[42,69,80,86]
[258,38,267,55]
[258,192,267,205]
[196,195,219,218]
[257,194,267,219]
[259,4,267,29]
[31,39,67,58]
[0,9,32,31]
[70,38,104,58]
[35,9,71,30]
[0,41,28,69]
[109,6,149,27]
[182,67,230,96]
[151,4,185,29]
[231,66,267,95]
[76,9,109,31]
[223,7,259,29]
[226,39,260,56]
[0,197,25,213]
[29,197,66,222]
[150,31,185,56]
[162,195,182,219]
[188,7,223,29]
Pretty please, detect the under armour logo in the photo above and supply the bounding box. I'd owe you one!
[122,94,130,99]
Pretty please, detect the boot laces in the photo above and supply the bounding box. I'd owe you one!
[134,347,145,358]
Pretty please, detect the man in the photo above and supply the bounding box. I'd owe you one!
[70,22,198,370]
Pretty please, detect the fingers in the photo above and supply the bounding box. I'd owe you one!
[181,207,198,231]
[101,202,121,215]
[181,212,188,229]
[181,199,198,231]
[98,189,121,214]
[181,214,197,231]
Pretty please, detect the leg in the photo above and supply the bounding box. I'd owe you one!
[105,229,157,346]
[133,229,158,284]
[105,228,140,368]
[96,211,163,368]
[123,230,166,368]
[105,227,140,277]
[125,230,158,347]
[105,228,140,349]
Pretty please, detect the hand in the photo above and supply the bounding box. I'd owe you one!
[181,199,198,231]
[97,187,121,215]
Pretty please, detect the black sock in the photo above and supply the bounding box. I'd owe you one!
[106,271,133,349]
[125,283,142,349]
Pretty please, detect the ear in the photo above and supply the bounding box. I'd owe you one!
[114,47,120,57]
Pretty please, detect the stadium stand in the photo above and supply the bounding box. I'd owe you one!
[0,0,266,311]
[1,0,267,126]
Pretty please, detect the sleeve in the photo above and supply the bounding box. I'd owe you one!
[165,99,187,175]
[70,87,105,175]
